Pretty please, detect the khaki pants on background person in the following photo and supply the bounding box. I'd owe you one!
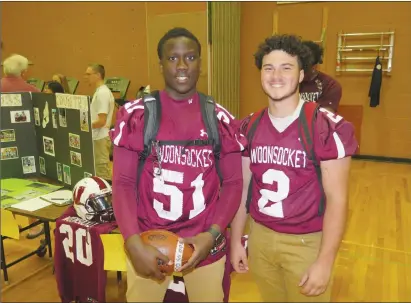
[126,256,226,302]
[248,218,333,302]
[93,136,112,181]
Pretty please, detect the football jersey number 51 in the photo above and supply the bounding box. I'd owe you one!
[59,224,93,266]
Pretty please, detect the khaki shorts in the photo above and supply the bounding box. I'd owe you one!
[248,219,333,302]
[126,256,226,302]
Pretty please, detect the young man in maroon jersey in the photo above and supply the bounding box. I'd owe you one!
[230,34,358,302]
[299,40,342,113]
[110,27,246,302]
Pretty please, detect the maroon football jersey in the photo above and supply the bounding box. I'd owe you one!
[300,71,342,112]
[54,207,117,303]
[242,104,358,234]
[110,90,246,267]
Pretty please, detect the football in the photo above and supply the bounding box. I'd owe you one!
[140,229,194,275]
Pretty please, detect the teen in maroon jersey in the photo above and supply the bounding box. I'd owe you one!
[230,34,358,302]
[110,27,246,302]
[300,40,342,113]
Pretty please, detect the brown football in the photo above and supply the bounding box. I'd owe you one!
[140,229,194,275]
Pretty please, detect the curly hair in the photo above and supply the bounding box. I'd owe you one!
[254,34,312,74]
[157,27,201,60]
[303,40,324,65]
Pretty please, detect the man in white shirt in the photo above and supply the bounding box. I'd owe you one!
[84,64,114,181]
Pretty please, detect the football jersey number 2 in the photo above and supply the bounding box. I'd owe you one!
[153,169,206,221]
[59,224,93,267]
[258,169,290,218]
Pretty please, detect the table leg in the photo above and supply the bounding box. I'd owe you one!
[1,236,9,284]
[43,222,52,258]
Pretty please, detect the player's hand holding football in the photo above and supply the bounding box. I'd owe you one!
[299,259,333,296]
[177,231,215,272]
[230,241,249,273]
[125,234,172,281]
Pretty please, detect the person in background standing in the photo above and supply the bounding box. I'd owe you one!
[299,41,342,113]
[1,54,40,93]
[84,64,114,182]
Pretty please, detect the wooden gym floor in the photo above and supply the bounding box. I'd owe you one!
[1,160,410,302]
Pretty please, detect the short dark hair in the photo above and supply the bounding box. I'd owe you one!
[254,34,312,74]
[303,40,324,65]
[89,63,105,79]
[46,81,65,94]
[157,27,201,60]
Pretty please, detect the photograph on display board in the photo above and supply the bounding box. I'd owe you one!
[10,110,31,123]
[43,136,55,157]
[59,108,67,127]
[42,101,50,128]
[39,156,46,175]
[0,129,16,143]
[63,164,71,185]
[70,151,82,167]
[52,109,58,128]
[57,162,63,181]
[80,110,89,132]
[34,107,40,126]
[69,133,80,149]
[1,147,19,160]
[22,156,36,174]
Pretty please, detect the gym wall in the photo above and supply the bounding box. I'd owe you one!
[1,1,207,101]
[240,1,411,159]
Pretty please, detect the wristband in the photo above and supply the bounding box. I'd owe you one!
[207,227,221,241]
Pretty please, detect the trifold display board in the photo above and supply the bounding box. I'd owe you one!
[1,93,39,178]
[1,92,95,189]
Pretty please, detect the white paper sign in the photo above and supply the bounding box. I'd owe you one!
[56,93,88,111]
[1,94,22,107]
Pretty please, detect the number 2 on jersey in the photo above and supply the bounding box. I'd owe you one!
[59,224,93,266]
[258,169,290,218]
[319,107,343,123]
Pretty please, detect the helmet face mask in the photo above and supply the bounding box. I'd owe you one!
[73,177,115,223]
[84,192,114,223]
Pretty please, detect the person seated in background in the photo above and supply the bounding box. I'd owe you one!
[52,73,70,93]
[299,40,342,112]
[1,54,40,93]
[44,81,65,94]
